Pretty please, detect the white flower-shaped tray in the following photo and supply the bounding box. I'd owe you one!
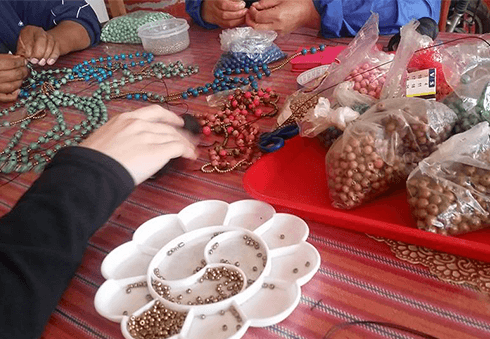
[95,200,320,339]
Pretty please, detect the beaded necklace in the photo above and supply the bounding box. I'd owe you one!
[0,44,327,174]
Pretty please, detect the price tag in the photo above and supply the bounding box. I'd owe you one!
[406,68,436,100]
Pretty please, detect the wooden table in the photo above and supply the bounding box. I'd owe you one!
[1,23,490,339]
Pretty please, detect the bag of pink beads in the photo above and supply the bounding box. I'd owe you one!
[407,122,490,235]
[326,97,457,209]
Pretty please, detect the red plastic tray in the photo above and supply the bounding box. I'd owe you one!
[243,136,490,263]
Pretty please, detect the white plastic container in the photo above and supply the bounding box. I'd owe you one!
[137,18,190,55]
[94,200,320,339]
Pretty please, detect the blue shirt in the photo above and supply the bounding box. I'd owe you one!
[185,0,441,38]
[0,0,101,54]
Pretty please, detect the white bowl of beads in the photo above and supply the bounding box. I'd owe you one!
[94,199,320,339]
[137,18,190,55]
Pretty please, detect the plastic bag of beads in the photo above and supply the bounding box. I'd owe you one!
[326,13,393,100]
[308,13,393,100]
[439,35,490,133]
[380,19,434,100]
[441,34,490,100]
[407,122,490,235]
[213,27,286,73]
[275,13,381,132]
[298,97,360,137]
[326,97,457,209]
[333,81,375,112]
[101,11,173,44]
[312,13,382,97]
[313,82,373,147]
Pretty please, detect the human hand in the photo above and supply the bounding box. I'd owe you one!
[246,0,320,34]
[202,0,248,28]
[80,105,199,185]
[16,25,61,66]
[0,54,29,102]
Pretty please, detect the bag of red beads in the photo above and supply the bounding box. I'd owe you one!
[337,20,393,100]
[301,13,387,101]
[407,122,490,235]
[213,27,286,73]
[326,97,457,209]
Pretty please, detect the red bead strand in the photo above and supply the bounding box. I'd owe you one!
[197,88,279,173]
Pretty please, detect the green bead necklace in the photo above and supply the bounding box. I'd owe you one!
[0,52,198,174]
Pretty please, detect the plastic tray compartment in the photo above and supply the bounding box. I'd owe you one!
[137,18,190,55]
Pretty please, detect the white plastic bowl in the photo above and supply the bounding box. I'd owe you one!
[137,18,190,55]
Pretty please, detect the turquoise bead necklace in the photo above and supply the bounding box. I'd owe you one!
[0,52,198,174]
[0,44,327,174]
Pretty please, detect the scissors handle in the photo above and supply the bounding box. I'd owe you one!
[275,124,300,140]
[258,136,285,153]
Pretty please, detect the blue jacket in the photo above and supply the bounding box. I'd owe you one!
[185,0,441,37]
[0,0,101,54]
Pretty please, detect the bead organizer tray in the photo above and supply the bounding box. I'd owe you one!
[243,137,490,263]
[94,200,320,339]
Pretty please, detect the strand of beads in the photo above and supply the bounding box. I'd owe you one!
[175,44,327,100]
[196,88,279,173]
[0,89,107,173]
[1,52,194,174]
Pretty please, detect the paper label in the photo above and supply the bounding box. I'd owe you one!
[406,68,436,99]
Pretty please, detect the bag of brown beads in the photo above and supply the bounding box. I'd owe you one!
[326,97,457,209]
[407,122,490,235]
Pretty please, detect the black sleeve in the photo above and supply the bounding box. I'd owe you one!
[0,146,134,339]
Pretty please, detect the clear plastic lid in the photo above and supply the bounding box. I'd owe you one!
[137,18,189,39]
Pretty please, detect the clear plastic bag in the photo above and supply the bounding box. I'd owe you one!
[381,19,433,100]
[440,35,490,133]
[276,13,382,145]
[313,81,373,147]
[214,27,286,72]
[326,97,457,209]
[298,97,360,137]
[407,122,490,235]
[101,11,173,44]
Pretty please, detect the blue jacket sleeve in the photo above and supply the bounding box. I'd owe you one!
[0,147,134,338]
[185,0,219,29]
[47,0,101,46]
[0,0,100,54]
[313,0,441,38]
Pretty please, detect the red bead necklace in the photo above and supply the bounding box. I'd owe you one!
[196,88,279,173]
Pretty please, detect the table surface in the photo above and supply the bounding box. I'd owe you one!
[1,23,490,339]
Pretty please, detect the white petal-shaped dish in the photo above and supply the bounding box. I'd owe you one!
[95,200,320,339]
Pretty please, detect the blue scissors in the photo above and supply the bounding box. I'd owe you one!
[258,124,300,153]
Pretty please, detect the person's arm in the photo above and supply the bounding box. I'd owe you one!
[0,106,197,338]
[15,0,100,66]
